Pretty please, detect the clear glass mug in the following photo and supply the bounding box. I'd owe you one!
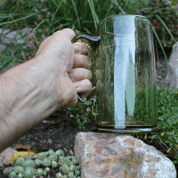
[73,15,162,133]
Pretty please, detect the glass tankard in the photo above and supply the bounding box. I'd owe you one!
[73,15,162,133]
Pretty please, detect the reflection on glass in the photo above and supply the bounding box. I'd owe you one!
[74,15,162,133]
[92,15,160,133]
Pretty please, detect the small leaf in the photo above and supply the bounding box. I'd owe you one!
[161,132,165,136]
[167,147,172,153]
[144,134,147,140]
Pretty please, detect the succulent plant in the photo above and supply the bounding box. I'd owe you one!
[6,149,81,178]
[72,158,79,165]
[48,149,55,155]
[17,173,23,178]
[75,165,80,170]
[5,167,14,175]
[52,161,58,168]
[15,157,24,166]
[24,167,34,178]
[43,158,51,167]
[69,164,75,172]
[68,172,75,178]
[13,166,24,174]
[48,154,57,161]
[61,164,70,174]
[24,155,33,160]
[43,171,47,176]
[56,172,63,178]
[35,159,41,166]
[75,170,81,177]
[23,160,35,168]
[45,167,50,172]
[36,152,47,160]
[9,171,17,178]
[36,168,44,176]
[59,156,71,166]
[55,149,64,157]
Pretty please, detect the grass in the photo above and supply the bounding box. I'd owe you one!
[0,0,177,169]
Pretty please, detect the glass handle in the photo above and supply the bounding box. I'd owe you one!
[72,33,100,105]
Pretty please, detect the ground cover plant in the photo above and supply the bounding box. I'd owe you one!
[0,0,177,175]
[4,149,81,178]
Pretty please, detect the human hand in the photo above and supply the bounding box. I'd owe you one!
[34,28,92,109]
[0,28,93,152]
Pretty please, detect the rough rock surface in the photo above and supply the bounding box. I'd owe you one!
[0,28,29,45]
[165,42,178,88]
[74,132,177,178]
[0,148,17,167]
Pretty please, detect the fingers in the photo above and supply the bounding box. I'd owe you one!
[73,42,89,55]
[73,54,92,69]
[69,68,92,82]
[73,42,92,69]
[72,40,93,99]
[73,79,92,98]
[69,68,92,99]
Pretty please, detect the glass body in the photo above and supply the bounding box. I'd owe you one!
[74,15,162,133]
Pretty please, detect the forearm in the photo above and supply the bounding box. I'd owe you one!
[0,58,60,153]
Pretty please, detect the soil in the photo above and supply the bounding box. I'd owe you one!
[0,49,177,177]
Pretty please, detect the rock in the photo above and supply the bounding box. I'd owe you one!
[172,4,178,12]
[164,42,178,88]
[0,44,5,54]
[3,167,10,175]
[0,148,17,167]
[74,132,177,178]
[0,28,28,45]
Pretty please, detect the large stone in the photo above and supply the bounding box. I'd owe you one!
[164,42,178,88]
[74,132,177,178]
[0,148,17,167]
[0,28,29,45]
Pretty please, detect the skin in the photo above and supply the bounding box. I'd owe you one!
[0,28,92,153]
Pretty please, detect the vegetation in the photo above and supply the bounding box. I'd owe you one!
[0,0,177,169]
[4,149,81,178]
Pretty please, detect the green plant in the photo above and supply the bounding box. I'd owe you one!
[76,113,88,130]
[36,152,47,160]
[24,167,35,178]
[59,156,72,166]
[134,86,178,164]
[5,149,81,178]
[36,168,44,176]
[154,87,178,164]
[138,0,178,48]
[15,157,24,166]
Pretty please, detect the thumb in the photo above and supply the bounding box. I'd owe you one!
[60,28,76,41]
